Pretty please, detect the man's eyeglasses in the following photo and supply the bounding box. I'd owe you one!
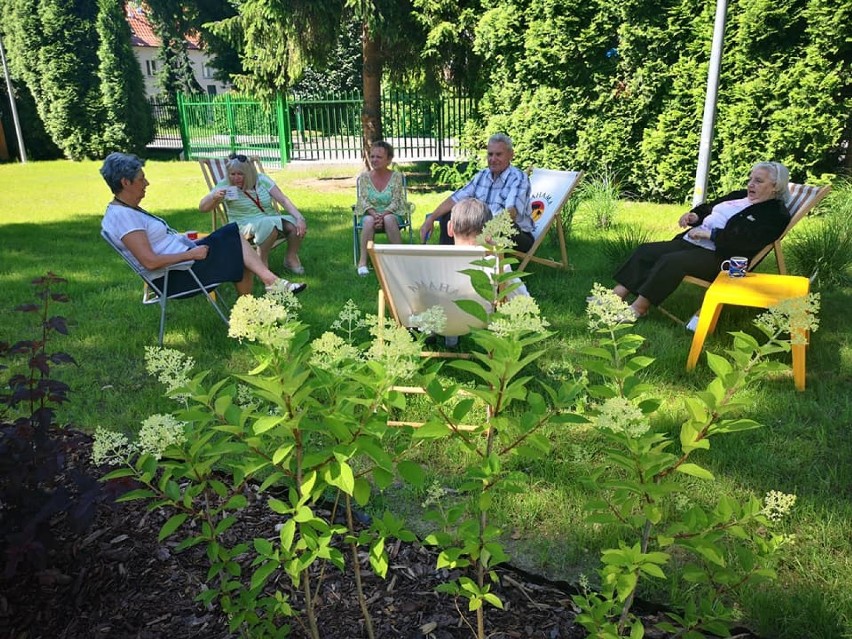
[228,153,248,162]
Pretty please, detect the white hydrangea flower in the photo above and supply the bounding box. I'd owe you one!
[477,210,516,252]
[586,283,635,330]
[595,396,650,438]
[409,306,448,336]
[310,331,362,371]
[331,299,369,342]
[235,383,263,411]
[489,294,550,337]
[761,490,797,522]
[263,284,302,313]
[755,293,820,345]
[228,295,296,350]
[91,427,132,466]
[365,315,421,381]
[144,346,194,398]
[137,414,187,460]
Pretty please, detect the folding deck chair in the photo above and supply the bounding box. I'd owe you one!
[352,169,415,266]
[102,229,230,345]
[659,181,832,323]
[514,168,583,271]
[367,242,491,359]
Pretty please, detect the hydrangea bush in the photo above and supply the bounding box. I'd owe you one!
[92,260,819,638]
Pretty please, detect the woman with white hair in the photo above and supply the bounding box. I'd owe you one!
[608,161,791,318]
[199,153,308,275]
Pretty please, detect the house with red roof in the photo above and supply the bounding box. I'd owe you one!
[125,3,230,97]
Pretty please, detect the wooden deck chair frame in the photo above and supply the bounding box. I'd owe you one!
[102,229,229,346]
[512,168,583,271]
[352,167,415,266]
[367,241,492,360]
[658,182,832,324]
[198,156,286,250]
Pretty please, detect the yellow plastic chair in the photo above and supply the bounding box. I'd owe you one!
[686,271,810,390]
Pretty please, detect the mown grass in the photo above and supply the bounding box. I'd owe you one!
[1,159,850,638]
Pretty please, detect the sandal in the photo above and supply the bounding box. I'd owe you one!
[266,279,307,295]
[284,262,306,276]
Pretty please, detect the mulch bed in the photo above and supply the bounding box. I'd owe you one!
[0,434,760,639]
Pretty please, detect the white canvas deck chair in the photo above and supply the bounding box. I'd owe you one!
[659,181,832,323]
[368,242,491,358]
[514,168,583,271]
[102,229,229,346]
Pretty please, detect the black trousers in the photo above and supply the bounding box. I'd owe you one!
[613,238,721,305]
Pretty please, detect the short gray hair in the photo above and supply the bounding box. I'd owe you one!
[100,152,145,194]
[451,198,490,237]
[487,133,513,151]
[752,161,791,204]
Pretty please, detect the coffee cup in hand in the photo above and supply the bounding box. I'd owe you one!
[720,256,748,278]
[225,186,240,201]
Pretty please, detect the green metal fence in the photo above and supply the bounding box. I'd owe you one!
[168,88,477,165]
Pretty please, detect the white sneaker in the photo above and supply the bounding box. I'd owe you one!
[685,313,699,332]
[357,265,369,277]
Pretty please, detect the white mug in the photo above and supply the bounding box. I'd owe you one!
[225,186,240,201]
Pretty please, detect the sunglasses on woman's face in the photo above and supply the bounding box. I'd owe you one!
[228,153,248,162]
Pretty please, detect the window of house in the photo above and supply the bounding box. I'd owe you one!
[145,60,158,76]
[202,63,215,79]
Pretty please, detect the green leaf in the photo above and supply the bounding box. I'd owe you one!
[455,298,489,324]
[254,414,284,435]
[158,513,188,541]
[397,460,425,488]
[353,478,371,506]
[676,463,715,480]
[705,351,733,378]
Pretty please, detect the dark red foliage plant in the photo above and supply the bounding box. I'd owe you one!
[0,273,111,578]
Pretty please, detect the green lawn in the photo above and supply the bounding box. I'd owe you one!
[1,159,850,638]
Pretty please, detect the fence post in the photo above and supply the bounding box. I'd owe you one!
[276,92,290,165]
[176,92,191,159]
[225,93,236,152]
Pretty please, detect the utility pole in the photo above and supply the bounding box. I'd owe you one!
[0,33,27,163]
[692,0,727,206]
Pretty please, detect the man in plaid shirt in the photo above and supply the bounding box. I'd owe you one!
[419,133,534,252]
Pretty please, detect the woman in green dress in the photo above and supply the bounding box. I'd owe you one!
[354,141,406,276]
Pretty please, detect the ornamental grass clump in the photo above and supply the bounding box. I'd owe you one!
[94,294,426,639]
[571,284,819,638]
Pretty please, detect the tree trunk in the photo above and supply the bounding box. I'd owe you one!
[361,24,382,168]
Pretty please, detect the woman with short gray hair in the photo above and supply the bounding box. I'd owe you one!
[101,152,306,298]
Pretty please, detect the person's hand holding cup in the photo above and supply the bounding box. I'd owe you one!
[225,186,240,201]
[720,256,748,278]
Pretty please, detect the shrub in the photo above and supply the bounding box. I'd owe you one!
[0,274,108,578]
